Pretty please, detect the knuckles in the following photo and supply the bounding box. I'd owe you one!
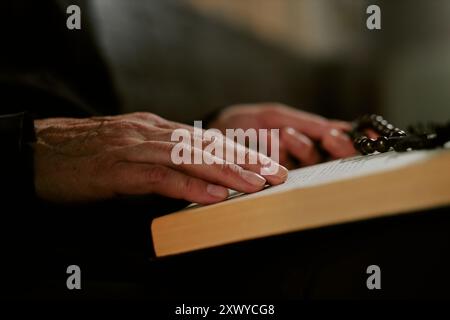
[92,152,119,174]
[110,119,149,133]
[128,112,164,123]
[260,103,287,116]
[145,165,170,184]
[218,162,242,178]
[180,176,198,196]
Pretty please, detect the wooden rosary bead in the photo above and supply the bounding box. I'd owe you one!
[374,136,390,152]
[351,114,449,155]
[351,114,405,154]
[361,138,376,154]
[391,129,406,137]
[354,136,366,149]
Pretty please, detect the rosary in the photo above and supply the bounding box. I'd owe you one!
[348,114,450,155]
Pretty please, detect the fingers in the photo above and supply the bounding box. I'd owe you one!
[275,140,294,168]
[223,139,288,185]
[269,107,330,140]
[112,163,229,204]
[102,114,288,198]
[281,127,321,166]
[116,141,269,194]
[365,128,379,139]
[265,106,356,160]
[330,120,352,132]
[165,127,288,185]
[177,153,268,194]
[321,128,356,159]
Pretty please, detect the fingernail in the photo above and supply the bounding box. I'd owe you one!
[286,127,312,146]
[329,128,340,137]
[330,128,350,141]
[261,164,288,178]
[339,133,351,141]
[259,155,288,177]
[240,170,266,187]
[296,133,313,146]
[278,165,289,178]
[285,127,296,135]
[207,184,229,198]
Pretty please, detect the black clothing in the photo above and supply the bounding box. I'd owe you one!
[0,0,120,200]
[0,0,126,298]
[0,0,120,117]
[0,0,120,207]
[1,0,449,302]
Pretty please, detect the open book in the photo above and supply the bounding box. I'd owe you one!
[151,149,450,257]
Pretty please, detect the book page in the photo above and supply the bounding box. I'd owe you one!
[233,150,442,201]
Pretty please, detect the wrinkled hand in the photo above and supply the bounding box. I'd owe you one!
[34,113,287,204]
[209,103,356,168]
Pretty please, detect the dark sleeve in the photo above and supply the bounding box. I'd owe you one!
[0,112,36,202]
[0,112,37,295]
[0,0,121,119]
[0,0,120,202]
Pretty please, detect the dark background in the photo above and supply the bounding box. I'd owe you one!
[89,0,450,126]
[1,0,450,301]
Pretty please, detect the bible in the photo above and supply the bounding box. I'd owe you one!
[151,149,450,257]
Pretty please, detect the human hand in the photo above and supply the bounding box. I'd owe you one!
[34,112,287,204]
[209,103,356,168]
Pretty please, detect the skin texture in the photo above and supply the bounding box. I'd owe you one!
[33,104,355,204]
[210,103,356,168]
[34,112,287,204]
